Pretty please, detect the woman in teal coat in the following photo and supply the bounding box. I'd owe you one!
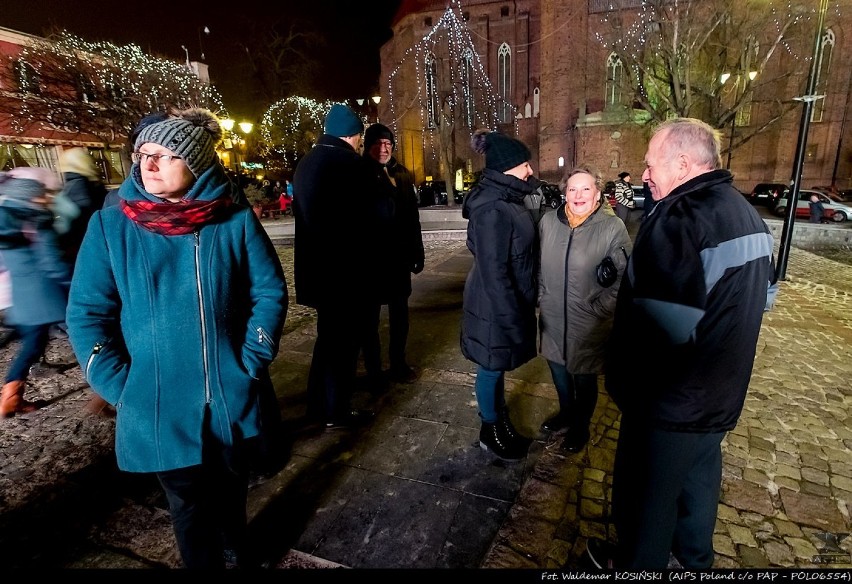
[66,108,288,569]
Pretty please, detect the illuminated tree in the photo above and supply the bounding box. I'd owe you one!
[595,0,816,156]
[385,0,502,206]
[0,30,226,145]
[258,96,337,174]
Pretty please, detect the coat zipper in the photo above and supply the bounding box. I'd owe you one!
[194,231,211,403]
[85,342,104,381]
[562,229,574,364]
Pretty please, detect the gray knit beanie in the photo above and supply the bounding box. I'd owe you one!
[134,108,223,178]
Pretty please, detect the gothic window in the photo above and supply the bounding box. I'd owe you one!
[811,29,834,123]
[426,52,438,128]
[498,43,512,123]
[533,87,540,117]
[605,53,625,108]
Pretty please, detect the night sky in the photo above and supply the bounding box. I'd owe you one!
[0,1,402,120]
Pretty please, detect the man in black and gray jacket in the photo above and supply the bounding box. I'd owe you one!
[588,118,776,570]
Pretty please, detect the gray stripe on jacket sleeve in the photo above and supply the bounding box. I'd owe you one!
[700,232,774,295]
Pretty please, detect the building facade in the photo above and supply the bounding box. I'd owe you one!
[380,0,852,194]
[0,26,222,187]
[0,27,129,186]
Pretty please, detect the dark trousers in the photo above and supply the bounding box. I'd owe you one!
[361,302,383,377]
[361,296,411,376]
[6,323,51,382]
[156,431,250,569]
[307,302,361,421]
[612,416,725,569]
[615,203,631,224]
[387,296,410,370]
[546,361,597,434]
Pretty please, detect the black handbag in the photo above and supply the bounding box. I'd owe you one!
[596,256,618,287]
[596,246,629,288]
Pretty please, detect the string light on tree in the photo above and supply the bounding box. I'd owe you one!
[258,96,346,172]
[6,31,226,141]
[383,0,502,168]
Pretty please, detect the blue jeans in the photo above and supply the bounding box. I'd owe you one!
[546,361,598,432]
[6,324,51,382]
[474,366,505,424]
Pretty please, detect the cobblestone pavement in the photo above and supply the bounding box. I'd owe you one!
[1,229,850,570]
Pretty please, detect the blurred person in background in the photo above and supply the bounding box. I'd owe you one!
[55,147,108,266]
[66,108,288,569]
[54,148,112,416]
[613,171,635,224]
[809,193,825,224]
[0,167,70,418]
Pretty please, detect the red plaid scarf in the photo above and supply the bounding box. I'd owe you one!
[120,198,232,235]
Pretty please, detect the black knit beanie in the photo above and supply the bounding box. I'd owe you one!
[363,123,395,152]
[471,129,531,172]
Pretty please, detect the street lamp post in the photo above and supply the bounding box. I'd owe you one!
[776,0,828,282]
[372,95,381,122]
[220,118,253,174]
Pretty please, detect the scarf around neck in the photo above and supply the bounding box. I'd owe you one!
[121,197,231,235]
[564,199,601,228]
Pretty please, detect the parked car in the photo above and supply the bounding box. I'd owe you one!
[746,182,787,207]
[809,185,849,203]
[773,189,852,223]
[605,184,645,210]
[538,181,564,209]
[417,180,464,206]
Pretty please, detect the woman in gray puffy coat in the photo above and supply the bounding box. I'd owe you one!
[537,165,631,453]
[461,130,538,462]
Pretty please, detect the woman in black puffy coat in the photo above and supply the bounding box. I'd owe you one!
[461,130,538,462]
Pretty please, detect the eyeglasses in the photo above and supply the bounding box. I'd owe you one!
[131,152,183,164]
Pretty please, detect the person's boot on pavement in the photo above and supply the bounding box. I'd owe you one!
[1,380,39,418]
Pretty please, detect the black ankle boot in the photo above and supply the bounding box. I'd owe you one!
[499,406,532,449]
[479,422,525,462]
[561,427,590,453]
